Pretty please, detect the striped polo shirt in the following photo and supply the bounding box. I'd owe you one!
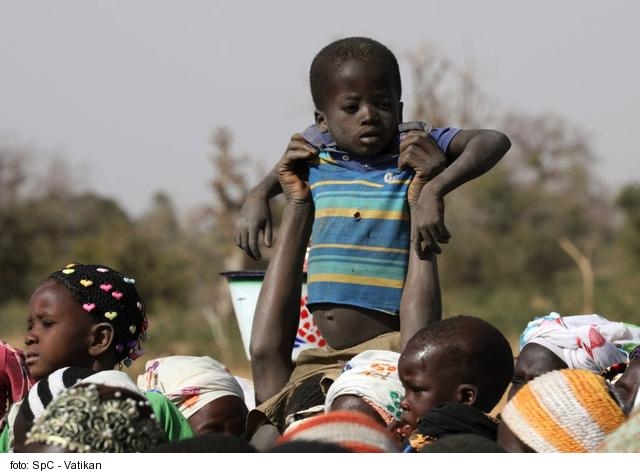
[302,123,459,315]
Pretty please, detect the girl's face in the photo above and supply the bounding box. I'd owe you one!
[24,280,96,380]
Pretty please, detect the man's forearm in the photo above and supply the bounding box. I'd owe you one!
[399,249,442,350]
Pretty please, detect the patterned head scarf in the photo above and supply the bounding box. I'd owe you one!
[0,340,35,419]
[519,312,640,372]
[324,350,403,425]
[277,410,401,453]
[25,382,166,453]
[136,356,245,419]
[48,262,148,366]
[500,368,626,452]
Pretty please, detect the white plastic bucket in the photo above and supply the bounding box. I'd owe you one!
[221,271,326,361]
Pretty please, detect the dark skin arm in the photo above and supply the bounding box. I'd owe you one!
[233,166,282,261]
[249,134,316,406]
[407,129,511,256]
[398,243,442,350]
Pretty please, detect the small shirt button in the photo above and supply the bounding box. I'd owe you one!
[353,211,361,221]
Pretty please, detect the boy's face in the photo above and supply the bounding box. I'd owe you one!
[315,59,402,156]
[397,345,462,429]
[24,280,97,380]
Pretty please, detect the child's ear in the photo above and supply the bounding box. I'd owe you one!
[314,110,328,133]
[456,384,478,406]
[88,322,115,356]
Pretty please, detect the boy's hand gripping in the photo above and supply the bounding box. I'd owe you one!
[398,130,450,256]
[277,133,318,204]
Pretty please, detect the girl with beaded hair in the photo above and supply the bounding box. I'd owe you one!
[0,263,194,452]
[24,262,149,381]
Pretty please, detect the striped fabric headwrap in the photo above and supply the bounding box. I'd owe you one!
[500,368,626,452]
[277,410,401,453]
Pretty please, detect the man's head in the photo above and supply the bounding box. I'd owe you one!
[398,315,514,428]
[310,37,402,156]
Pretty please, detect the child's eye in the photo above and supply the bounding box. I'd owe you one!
[42,320,54,328]
[341,103,359,113]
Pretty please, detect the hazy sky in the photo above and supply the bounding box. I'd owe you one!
[1,0,638,216]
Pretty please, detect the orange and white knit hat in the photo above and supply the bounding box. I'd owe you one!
[277,410,401,453]
[500,368,625,452]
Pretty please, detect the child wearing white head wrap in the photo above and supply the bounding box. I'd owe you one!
[137,356,246,419]
[324,350,403,426]
[520,312,640,372]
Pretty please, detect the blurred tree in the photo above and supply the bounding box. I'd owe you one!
[405,44,615,333]
[615,183,640,269]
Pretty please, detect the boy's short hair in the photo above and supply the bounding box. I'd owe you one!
[408,315,514,412]
[309,36,402,111]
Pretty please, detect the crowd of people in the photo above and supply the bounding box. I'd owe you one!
[2,36,640,454]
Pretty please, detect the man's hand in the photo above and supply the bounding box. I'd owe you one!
[234,194,273,261]
[398,130,446,207]
[409,186,450,257]
[277,133,318,203]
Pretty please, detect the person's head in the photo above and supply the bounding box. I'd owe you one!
[11,366,96,452]
[518,312,640,371]
[398,315,514,429]
[136,355,248,436]
[310,36,403,156]
[498,368,626,453]
[508,342,568,400]
[23,382,166,453]
[24,263,148,380]
[324,349,403,427]
[276,410,401,453]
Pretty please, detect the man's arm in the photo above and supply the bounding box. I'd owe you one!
[411,129,511,256]
[399,246,442,350]
[234,166,283,261]
[249,134,317,406]
[249,200,313,405]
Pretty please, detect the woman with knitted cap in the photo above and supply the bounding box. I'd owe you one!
[137,355,249,436]
[498,368,626,452]
[509,312,640,400]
